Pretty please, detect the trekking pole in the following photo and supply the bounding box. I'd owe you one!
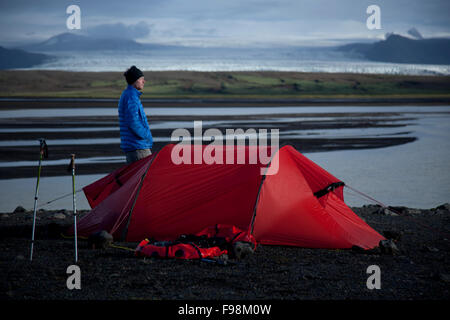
[68,154,78,262]
[30,139,48,261]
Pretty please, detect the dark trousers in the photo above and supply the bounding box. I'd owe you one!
[125,148,152,164]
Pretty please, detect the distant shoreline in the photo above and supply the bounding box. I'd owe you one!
[0,97,450,109]
[1,70,449,102]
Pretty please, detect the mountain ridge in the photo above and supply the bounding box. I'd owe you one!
[0,46,52,69]
[337,34,450,65]
[20,32,145,52]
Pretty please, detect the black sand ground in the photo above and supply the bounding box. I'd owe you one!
[0,99,449,314]
[1,204,449,302]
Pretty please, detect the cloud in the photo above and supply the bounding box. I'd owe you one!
[1,0,449,47]
[85,21,151,40]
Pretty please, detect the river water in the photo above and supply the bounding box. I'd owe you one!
[0,105,449,212]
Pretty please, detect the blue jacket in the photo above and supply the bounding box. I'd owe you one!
[118,85,153,152]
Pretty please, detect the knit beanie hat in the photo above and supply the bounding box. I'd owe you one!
[124,66,144,85]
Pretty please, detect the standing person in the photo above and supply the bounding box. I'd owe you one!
[119,66,153,164]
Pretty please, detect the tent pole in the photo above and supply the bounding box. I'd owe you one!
[30,153,43,261]
[69,154,78,262]
[248,144,284,235]
[120,156,155,241]
[30,139,47,261]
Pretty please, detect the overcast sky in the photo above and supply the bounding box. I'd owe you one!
[1,0,449,47]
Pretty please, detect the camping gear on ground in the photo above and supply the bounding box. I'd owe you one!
[30,138,48,261]
[66,144,385,249]
[136,239,226,260]
[88,230,114,249]
[68,154,78,262]
[135,224,256,260]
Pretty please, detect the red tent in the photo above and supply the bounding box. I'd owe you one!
[68,144,384,249]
